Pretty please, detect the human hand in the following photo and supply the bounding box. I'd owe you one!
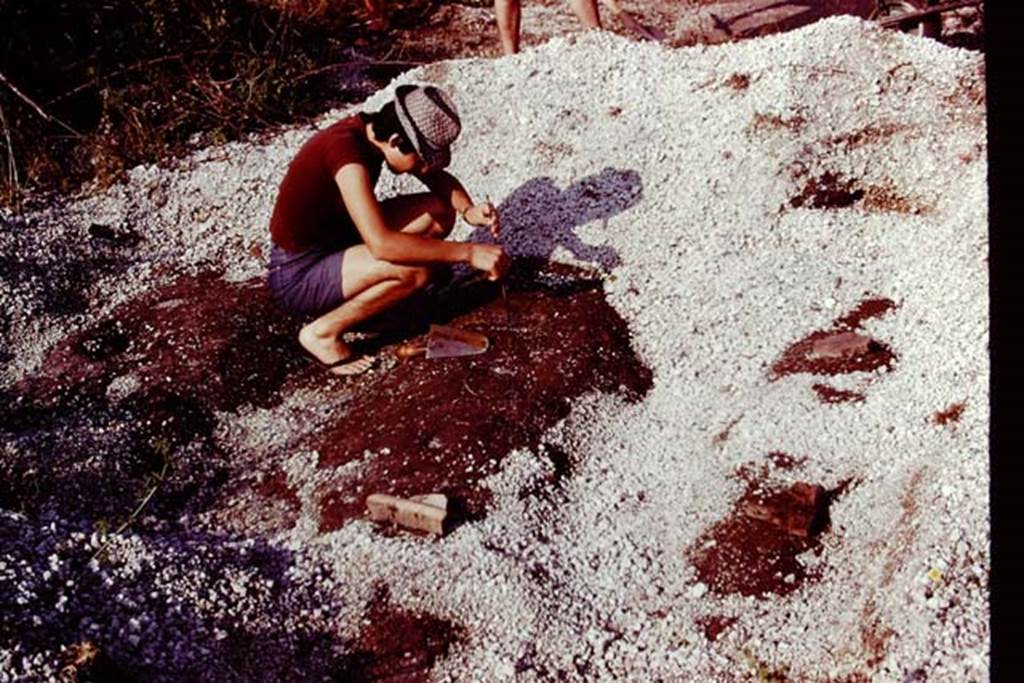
[468,243,509,281]
[463,201,501,238]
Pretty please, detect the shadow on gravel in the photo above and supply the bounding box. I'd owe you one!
[469,167,643,272]
[0,520,348,680]
[0,233,143,320]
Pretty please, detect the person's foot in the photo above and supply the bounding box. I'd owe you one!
[299,325,375,376]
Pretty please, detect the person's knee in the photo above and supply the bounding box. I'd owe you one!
[396,265,432,290]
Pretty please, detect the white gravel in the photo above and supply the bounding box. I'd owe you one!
[0,16,988,681]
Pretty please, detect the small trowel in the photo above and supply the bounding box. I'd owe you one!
[395,324,489,361]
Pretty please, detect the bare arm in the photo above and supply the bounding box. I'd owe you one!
[418,169,501,237]
[336,163,506,277]
[416,169,473,215]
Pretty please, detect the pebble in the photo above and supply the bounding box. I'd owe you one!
[688,583,709,599]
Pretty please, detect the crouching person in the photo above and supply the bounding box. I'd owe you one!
[267,84,508,375]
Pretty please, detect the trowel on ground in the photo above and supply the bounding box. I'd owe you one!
[394,324,489,361]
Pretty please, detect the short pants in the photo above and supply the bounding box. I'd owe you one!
[267,242,350,316]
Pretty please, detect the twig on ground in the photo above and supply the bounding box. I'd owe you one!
[0,103,17,192]
[89,450,171,563]
[876,0,982,27]
[293,59,425,84]
[0,70,81,137]
[44,50,247,106]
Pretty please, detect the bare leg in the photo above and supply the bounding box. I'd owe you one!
[495,0,522,55]
[299,261,430,374]
[569,0,601,29]
[298,193,455,375]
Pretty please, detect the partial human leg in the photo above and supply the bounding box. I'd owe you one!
[378,192,456,238]
[300,247,432,375]
[363,0,387,30]
[298,193,458,374]
[569,0,601,29]
[494,0,522,55]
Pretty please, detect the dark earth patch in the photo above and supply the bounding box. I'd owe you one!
[932,402,966,425]
[1,273,308,520]
[790,171,865,209]
[734,451,807,487]
[786,171,922,214]
[336,585,465,682]
[835,298,897,329]
[316,260,653,532]
[689,463,837,597]
[766,451,805,471]
[771,298,897,379]
[824,122,906,149]
[812,383,867,404]
[256,471,302,514]
[750,111,807,134]
[725,73,750,90]
[697,614,738,642]
[3,259,650,535]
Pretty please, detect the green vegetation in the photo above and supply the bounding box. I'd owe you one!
[0,0,392,205]
[90,436,173,562]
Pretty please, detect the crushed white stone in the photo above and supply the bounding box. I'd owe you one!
[0,16,987,682]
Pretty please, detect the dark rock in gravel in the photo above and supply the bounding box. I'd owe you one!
[771,297,897,379]
[688,473,838,598]
[87,223,142,248]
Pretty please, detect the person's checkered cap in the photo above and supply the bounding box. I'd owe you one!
[394,84,461,170]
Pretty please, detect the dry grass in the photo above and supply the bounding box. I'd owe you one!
[0,0,391,205]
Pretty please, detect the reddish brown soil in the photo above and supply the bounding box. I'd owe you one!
[697,614,738,642]
[933,402,966,425]
[786,169,923,215]
[860,598,896,669]
[834,298,898,329]
[316,260,652,531]
[766,450,805,471]
[790,172,866,209]
[1,273,305,519]
[336,586,465,681]
[689,468,834,597]
[734,451,807,487]
[771,298,897,379]
[256,471,303,518]
[13,273,303,415]
[812,383,866,404]
[3,259,651,536]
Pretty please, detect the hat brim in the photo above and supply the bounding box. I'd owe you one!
[419,145,450,170]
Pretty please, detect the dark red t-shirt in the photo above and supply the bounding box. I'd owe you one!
[269,113,384,252]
